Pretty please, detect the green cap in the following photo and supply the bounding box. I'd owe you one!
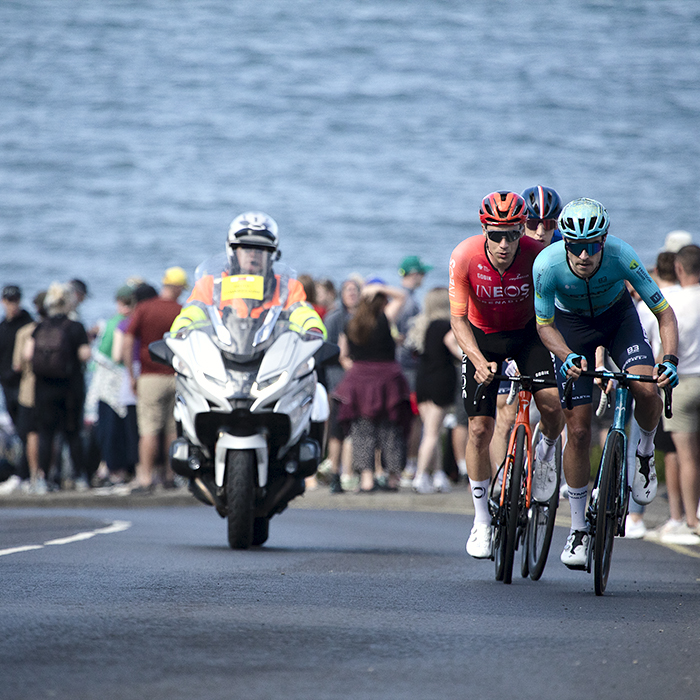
[115,284,135,302]
[398,255,432,276]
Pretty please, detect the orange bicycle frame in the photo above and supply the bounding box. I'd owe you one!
[499,388,534,509]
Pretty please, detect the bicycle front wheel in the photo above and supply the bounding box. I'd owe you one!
[501,425,526,585]
[527,435,562,581]
[594,431,623,595]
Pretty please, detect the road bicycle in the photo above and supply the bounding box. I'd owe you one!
[563,368,672,595]
[474,374,561,584]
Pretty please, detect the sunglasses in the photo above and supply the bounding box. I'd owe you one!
[525,218,557,231]
[565,239,605,257]
[485,229,522,243]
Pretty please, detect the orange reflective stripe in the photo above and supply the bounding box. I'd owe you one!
[186,276,214,306]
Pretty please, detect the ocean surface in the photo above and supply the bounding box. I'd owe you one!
[1,0,699,323]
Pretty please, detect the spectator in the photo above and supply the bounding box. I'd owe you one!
[333,283,411,492]
[86,284,138,486]
[323,278,361,493]
[315,278,337,319]
[123,267,188,493]
[26,282,91,490]
[395,255,433,479]
[626,254,680,538]
[0,285,33,432]
[654,244,700,543]
[407,287,461,493]
[11,292,47,492]
[298,274,327,322]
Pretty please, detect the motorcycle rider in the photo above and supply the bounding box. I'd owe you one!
[172,212,326,338]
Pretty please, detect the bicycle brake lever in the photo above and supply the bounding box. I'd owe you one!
[562,357,582,410]
[663,385,673,419]
[473,382,485,411]
[506,380,518,406]
[595,388,609,418]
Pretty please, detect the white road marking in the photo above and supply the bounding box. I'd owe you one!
[0,520,132,557]
[0,545,44,557]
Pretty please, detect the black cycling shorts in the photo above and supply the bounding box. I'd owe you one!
[553,293,655,407]
[462,318,557,419]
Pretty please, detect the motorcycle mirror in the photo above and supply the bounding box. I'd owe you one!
[148,339,174,366]
[314,341,340,366]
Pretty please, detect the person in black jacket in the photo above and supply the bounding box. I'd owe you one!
[0,286,33,429]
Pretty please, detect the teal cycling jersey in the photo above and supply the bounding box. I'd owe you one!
[533,235,669,323]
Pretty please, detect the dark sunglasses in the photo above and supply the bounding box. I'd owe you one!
[525,218,557,231]
[486,229,522,243]
[565,239,604,257]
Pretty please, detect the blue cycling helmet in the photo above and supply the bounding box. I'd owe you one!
[521,185,562,220]
[558,198,610,239]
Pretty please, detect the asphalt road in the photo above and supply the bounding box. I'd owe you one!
[1,497,698,700]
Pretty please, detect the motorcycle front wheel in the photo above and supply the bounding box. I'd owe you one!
[226,450,256,549]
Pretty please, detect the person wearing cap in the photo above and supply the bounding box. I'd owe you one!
[394,256,432,480]
[123,267,189,492]
[662,230,693,254]
[85,284,138,487]
[0,285,34,432]
[395,256,432,351]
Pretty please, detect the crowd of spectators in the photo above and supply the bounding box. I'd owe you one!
[0,235,698,548]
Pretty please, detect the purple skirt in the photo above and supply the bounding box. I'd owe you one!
[332,360,412,437]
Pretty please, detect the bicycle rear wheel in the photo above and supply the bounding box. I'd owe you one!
[594,431,623,595]
[527,435,562,581]
[501,425,526,585]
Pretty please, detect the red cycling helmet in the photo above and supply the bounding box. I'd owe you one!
[479,191,528,226]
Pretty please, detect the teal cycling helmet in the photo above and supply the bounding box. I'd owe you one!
[558,198,609,239]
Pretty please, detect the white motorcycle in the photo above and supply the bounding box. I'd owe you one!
[149,256,335,548]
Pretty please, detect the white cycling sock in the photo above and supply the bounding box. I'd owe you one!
[567,485,589,532]
[637,427,656,457]
[469,478,491,526]
[536,433,557,462]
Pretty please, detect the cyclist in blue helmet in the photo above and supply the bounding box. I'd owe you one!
[533,198,679,569]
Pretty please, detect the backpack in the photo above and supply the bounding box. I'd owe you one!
[32,318,74,379]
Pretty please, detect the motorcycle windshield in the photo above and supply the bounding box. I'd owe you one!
[182,253,298,361]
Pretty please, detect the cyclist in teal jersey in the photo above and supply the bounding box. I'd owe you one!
[533,198,679,568]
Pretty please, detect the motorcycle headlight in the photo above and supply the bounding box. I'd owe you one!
[250,371,288,398]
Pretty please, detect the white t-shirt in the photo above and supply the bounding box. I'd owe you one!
[663,283,700,375]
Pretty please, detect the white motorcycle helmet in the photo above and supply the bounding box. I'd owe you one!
[226,212,280,275]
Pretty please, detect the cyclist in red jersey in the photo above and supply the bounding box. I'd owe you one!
[449,191,565,559]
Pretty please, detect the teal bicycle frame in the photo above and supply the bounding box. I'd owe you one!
[564,367,672,594]
[588,381,632,542]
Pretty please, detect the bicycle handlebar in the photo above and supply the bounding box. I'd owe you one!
[563,368,673,418]
[472,374,558,411]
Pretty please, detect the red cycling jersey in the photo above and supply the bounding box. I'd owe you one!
[449,235,543,334]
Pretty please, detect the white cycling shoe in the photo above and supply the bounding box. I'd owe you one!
[532,455,558,502]
[560,529,590,570]
[631,452,658,505]
[466,523,493,559]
